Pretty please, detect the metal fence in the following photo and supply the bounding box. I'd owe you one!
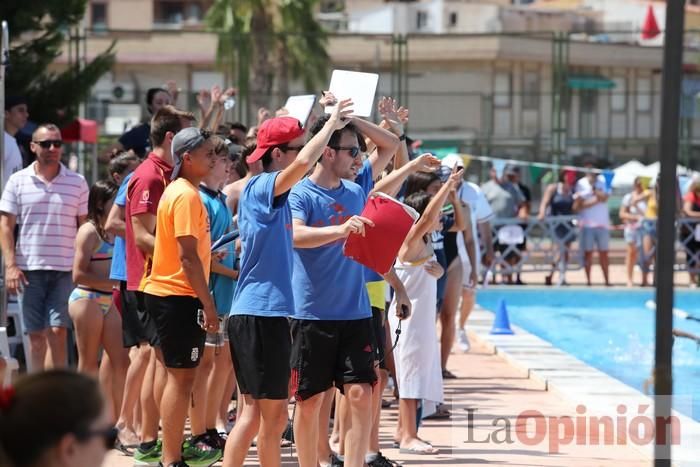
[487,216,700,276]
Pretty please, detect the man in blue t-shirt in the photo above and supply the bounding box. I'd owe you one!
[288,115,410,467]
[224,101,353,467]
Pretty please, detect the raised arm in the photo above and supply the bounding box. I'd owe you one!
[273,99,354,197]
[407,168,463,242]
[371,153,440,198]
[351,115,400,180]
[378,97,410,170]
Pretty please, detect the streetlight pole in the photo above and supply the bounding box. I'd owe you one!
[655,0,685,465]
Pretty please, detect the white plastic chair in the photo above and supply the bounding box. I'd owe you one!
[0,327,19,387]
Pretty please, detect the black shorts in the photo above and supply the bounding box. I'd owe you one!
[228,315,291,400]
[290,318,377,401]
[120,282,158,348]
[144,294,205,369]
[371,307,386,369]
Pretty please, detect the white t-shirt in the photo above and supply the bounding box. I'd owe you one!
[575,176,610,228]
[457,181,494,274]
[3,132,23,189]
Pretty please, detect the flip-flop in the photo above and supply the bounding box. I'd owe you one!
[398,443,439,455]
[442,369,458,379]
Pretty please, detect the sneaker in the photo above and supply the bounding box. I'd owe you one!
[205,428,226,450]
[133,440,162,466]
[368,452,402,467]
[329,453,344,467]
[457,328,470,352]
[181,439,221,467]
[189,432,220,452]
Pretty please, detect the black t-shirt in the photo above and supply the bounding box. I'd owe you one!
[118,123,151,158]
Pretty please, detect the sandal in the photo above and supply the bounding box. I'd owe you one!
[399,441,439,455]
[442,369,457,379]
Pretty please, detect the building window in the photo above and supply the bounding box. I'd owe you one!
[154,1,204,26]
[522,71,539,110]
[91,2,107,30]
[636,76,652,112]
[611,76,627,112]
[494,72,511,108]
[581,89,597,113]
[417,11,428,30]
[448,12,458,27]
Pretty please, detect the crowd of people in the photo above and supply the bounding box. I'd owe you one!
[0,86,496,467]
[2,80,700,467]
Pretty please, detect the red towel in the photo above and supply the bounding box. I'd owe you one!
[343,192,419,275]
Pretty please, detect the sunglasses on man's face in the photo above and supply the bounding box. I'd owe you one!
[280,144,304,153]
[76,426,119,450]
[331,146,361,158]
[33,140,63,149]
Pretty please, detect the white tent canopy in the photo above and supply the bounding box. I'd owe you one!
[612,160,695,189]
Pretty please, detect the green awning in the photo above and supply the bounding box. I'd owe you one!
[567,75,616,90]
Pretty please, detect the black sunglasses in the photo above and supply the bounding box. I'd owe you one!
[280,144,304,153]
[33,140,63,149]
[76,426,119,450]
[331,146,361,158]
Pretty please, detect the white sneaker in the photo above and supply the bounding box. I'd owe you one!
[457,328,470,352]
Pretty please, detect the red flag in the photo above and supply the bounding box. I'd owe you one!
[641,4,660,40]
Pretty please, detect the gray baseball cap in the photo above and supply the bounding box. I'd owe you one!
[171,127,210,180]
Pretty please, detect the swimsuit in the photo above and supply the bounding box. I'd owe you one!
[68,237,114,316]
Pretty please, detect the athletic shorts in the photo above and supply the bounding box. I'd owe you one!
[371,307,386,370]
[290,318,377,401]
[120,282,158,348]
[144,294,206,369]
[228,315,291,400]
[580,227,610,252]
[205,315,230,347]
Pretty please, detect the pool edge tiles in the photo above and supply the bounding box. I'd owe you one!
[468,308,700,467]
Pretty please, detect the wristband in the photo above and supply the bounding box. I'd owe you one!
[399,133,407,141]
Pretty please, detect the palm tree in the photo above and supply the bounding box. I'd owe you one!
[206,0,330,123]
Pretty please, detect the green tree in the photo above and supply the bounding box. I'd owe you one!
[1,1,114,125]
[206,0,329,122]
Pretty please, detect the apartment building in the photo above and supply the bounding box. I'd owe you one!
[68,0,700,165]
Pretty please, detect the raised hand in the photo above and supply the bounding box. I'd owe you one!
[412,153,441,173]
[319,91,338,108]
[210,85,223,106]
[327,98,354,131]
[196,89,212,112]
[257,107,272,126]
[447,166,465,189]
[378,97,404,136]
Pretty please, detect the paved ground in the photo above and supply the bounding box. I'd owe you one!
[104,335,649,467]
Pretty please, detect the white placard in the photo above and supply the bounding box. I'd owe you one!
[324,70,379,118]
[283,95,317,126]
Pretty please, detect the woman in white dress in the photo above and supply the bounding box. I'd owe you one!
[389,167,463,454]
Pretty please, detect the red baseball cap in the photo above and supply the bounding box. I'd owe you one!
[247,117,305,163]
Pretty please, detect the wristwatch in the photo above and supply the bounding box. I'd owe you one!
[399,133,407,141]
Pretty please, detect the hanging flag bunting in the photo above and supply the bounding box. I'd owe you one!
[641,4,661,40]
[493,160,507,179]
[460,154,472,170]
[603,170,615,192]
[528,165,546,183]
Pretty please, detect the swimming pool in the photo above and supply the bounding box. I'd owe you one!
[476,288,700,421]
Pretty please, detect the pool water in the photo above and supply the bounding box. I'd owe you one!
[477,288,700,421]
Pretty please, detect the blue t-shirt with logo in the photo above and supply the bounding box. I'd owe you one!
[109,173,132,281]
[230,171,294,317]
[199,185,236,317]
[289,177,370,321]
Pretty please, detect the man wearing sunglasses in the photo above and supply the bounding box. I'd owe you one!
[224,101,353,467]
[0,123,89,371]
[288,114,405,467]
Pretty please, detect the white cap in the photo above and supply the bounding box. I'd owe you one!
[441,154,464,170]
